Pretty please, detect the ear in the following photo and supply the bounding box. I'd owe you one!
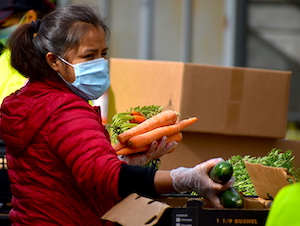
[46,52,60,72]
[24,10,38,23]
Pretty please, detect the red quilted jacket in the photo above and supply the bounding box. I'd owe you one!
[0,78,124,225]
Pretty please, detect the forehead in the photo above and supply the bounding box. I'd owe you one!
[80,25,106,46]
[66,23,107,56]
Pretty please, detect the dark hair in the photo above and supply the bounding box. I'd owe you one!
[8,4,109,79]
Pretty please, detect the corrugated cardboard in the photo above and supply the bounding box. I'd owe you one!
[158,132,300,170]
[245,162,295,199]
[102,194,270,226]
[108,58,291,138]
[101,193,170,226]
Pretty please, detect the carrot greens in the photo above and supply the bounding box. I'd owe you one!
[129,105,163,119]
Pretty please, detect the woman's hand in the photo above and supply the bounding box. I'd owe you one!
[170,158,234,208]
[119,136,178,166]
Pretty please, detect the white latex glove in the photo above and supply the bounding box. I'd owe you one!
[170,157,233,208]
[119,136,178,166]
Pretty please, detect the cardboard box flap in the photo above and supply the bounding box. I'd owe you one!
[245,161,295,199]
[101,193,170,226]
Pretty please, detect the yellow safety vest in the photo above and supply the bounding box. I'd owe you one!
[0,49,28,104]
[265,182,300,226]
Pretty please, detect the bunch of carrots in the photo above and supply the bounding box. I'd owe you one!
[112,109,198,156]
[108,105,164,145]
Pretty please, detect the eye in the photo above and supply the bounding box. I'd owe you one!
[84,54,94,59]
[102,52,108,58]
[101,48,109,58]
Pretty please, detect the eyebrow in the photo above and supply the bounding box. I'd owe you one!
[82,47,109,53]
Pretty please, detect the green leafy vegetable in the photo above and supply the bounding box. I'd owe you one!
[129,105,163,119]
[228,148,299,196]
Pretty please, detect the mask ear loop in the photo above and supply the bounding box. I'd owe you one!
[56,56,76,82]
[57,55,76,68]
[18,14,27,25]
[56,56,90,100]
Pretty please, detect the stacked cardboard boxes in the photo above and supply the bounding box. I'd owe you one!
[108,58,290,138]
[108,58,299,169]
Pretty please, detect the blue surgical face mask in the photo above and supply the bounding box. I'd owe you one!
[0,15,25,46]
[58,56,110,100]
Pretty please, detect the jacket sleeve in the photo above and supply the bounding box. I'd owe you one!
[118,164,158,198]
[48,94,124,203]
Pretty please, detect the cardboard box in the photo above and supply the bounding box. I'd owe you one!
[245,162,296,199]
[158,132,300,170]
[108,58,291,138]
[172,198,269,226]
[102,193,270,226]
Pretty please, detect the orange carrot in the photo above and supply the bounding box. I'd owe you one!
[131,111,144,116]
[129,114,146,124]
[127,117,197,148]
[112,142,127,151]
[117,110,179,144]
[116,132,183,155]
[165,132,183,154]
[166,132,183,143]
[116,146,149,156]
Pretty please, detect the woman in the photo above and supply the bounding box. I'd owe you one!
[0,0,55,104]
[0,4,232,225]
